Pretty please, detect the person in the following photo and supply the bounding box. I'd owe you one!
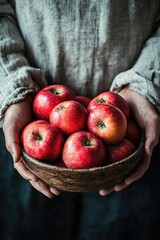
[0,0,160,239]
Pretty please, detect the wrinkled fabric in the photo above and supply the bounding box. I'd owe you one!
[0,0,160,126]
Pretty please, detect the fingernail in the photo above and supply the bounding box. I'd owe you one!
[50,187,61,196]
[99,190,107,196]
[125,179,131,185]
[114,186,120,191]
[145,145,153,156]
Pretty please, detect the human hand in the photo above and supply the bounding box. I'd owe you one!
[99,88,160,196]
[3,95,60,198]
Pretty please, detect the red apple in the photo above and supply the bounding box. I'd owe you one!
[87,91,130,119]
[125,118,141,148]
[33,84,75,120]
[106,138,136,164]
[49,100,88,136]
[87,104,127,144]
[62,131,106,169]
[21,120,64,162]
[75,96,91,108]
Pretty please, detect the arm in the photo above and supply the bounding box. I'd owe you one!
[0,0,47,126]
[100,88,160,196]
[0,1,58,198]
[110,12,160,114]
[100,11,160,196]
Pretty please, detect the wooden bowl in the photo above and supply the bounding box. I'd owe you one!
[21,132,145,192]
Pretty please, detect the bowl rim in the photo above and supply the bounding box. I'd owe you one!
[21,131,145,173]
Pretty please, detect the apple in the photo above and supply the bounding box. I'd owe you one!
[49,100,88,136]
[125,118,141,148]
[87,104,127,144]
[21,120,64,162]
[33,84,75,120]
[106,138,136,164]
[87,91,130,119]
[75,96,91,108]
[62,131,106,169]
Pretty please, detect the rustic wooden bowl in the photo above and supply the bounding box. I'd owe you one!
[21,132,145,192]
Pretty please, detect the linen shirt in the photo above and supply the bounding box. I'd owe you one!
[0,0,160,126]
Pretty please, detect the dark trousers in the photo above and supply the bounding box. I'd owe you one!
[0,129,160,240]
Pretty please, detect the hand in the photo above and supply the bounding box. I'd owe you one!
[3,95,60,198]
[99,88,160,196]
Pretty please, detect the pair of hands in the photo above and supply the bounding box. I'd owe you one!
[2,89,160,198]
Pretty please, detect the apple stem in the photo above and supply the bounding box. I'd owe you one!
[82,137,92,146]
[58,105,65,110]
[49,89,60,95]
[32,132,42,141]
[99,122,106,129]
[86,140,92,146]
[98,98,106,104]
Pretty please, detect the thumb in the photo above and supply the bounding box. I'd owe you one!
[145,122,159,157]
[3,123,21,163]
[10,142,21,163]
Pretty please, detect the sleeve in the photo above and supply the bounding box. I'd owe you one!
[0,1,47,127]
[110,11,160,115]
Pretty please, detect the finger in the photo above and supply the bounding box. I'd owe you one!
[99,187,114,196]
[3,123,21,163]
[29,180,54,198]
[145,116,159,156]
[10,142,21,163]
[125,153,150,185]
[114,182,129,191]
[49,187,61,196]
[14,160,55,198]
[14,160,38,182]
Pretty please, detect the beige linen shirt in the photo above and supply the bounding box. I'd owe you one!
[0,0,160,126]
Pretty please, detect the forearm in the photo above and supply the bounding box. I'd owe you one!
[0,0,47,127]
[110,13,160,115]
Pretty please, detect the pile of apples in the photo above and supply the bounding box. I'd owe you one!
[21,84,141,169]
